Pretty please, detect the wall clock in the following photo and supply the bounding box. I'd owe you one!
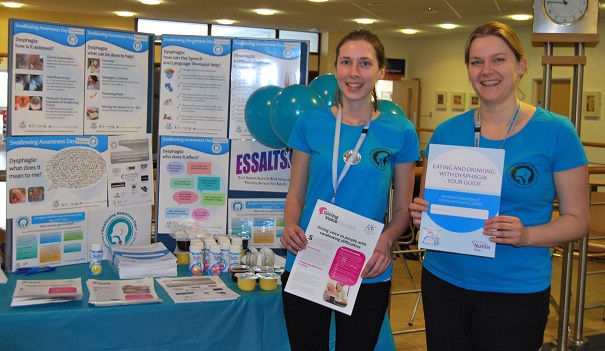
[533,0,599,34]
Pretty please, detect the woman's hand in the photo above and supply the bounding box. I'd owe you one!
[361,235,393,279]
[483,215,528,247]
[280,224,308,254]
[409,197,429,227]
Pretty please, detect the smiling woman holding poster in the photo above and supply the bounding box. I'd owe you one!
[409,21,590,351]
[279,29,419,351]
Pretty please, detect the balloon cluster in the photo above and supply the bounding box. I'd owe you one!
[244,73,406,148]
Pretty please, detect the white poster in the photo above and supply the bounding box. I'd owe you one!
[228,198,285,248]
[228,39,302,139]
[229,139,291,192]
[107,135,154,209]
[10,20,85,135]
[158,36,231,137]
[6,135,109,218]
[84,29,151,135]
[157,136,230,236]
[284,200,383,315]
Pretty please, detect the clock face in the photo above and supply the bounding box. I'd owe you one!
[544,0,588,25]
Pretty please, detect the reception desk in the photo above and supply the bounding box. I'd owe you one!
[0,262,395,351]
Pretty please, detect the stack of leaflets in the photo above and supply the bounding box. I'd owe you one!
[11,278,83,307]
[107,242,178,279]
[87,277,162,306]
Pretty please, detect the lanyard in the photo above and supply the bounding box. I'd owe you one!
[474,101,521,148]
[331,106,371,204]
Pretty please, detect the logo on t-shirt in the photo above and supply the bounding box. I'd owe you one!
[507,162,538,188]
[370,148,392,170]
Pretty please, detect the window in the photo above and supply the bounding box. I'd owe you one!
[137,19,208,41]
[279,30,319,53]
[211,25,276,38]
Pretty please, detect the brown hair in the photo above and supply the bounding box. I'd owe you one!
[464,21,527,72]
[333,29,386,111]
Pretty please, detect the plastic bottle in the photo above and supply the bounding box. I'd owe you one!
[88,243,103,275]
[208,244,222,276]
[188,244,203,276]
[228,244,242,271]
[220,242,231,273]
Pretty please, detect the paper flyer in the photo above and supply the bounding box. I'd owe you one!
[228,39,302,139]
[156,276,240,303]
[6,135,109,218]
[107,135,154,209]
[84,29,151,135]
[284,200,383,315]
[229,139,291,192]
[12,278,83,307]
[10,211,88,270]
[157,136,230,236]
[228,198,285,248]
[10,20,85,135]
[418,144,505,258]
[87,277,162,306]
[158,36,232,137]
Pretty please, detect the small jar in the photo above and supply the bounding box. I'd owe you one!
[236,273,258,291]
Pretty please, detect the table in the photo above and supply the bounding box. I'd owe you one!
[0,262,395,351]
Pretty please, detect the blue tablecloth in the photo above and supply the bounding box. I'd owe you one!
[0,262,395,351]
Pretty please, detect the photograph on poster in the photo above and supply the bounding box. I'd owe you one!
[452,92,465,110]
[583,92,601,119]
[469,93,480,108]
[435,91,447,109]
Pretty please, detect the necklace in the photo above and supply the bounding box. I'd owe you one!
[474,100,521,149]
[331,106,372,204]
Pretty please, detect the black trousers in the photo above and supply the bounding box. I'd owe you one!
[281,270,391,351]
[422,267,550,351]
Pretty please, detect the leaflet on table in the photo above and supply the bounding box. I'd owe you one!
[229,139,291,193]
[228,198,285,249]
[10,20,85,135]
[156,136,230,236]
[84,29,152,135]
[11,278,83,307]
[418,144,505,258]
[107,135,154,208]
[6,135,109,218]
[10,211,88,271]
[87,277,162,306]
[284,200,384,316]
[107,242,177,279]
[87,206,152,260]
[158,36,232,137]
[228,39,302,139]
[156,276,240,303]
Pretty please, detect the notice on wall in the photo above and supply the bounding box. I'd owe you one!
[228,198,285,248]
[83,29,151,135]
[10,211,88,270]
[107,135,154,209]
[158,36,232,137]
[10,20,86,135]
[157,136,230,236]
[229,139,291,192]
[228,39,302,139]
[6,135,109,218]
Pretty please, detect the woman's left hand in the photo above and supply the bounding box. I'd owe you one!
[483,215,528,247]
[361,235,393,279]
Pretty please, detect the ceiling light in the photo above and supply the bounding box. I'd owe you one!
[309,0,328,2]
[401,29,417,35]
[356,18,374,25]
[255,9,276,15]
[3,2,23,8]
[511,14,532,21]
[421,7,438,13]
[217,19,234,25]
[141,0,160,4]
[439,23,457,29]
[115,11,135,17]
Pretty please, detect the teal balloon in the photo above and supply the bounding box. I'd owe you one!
[309,73,338,107]
[244,85,285,149]
[378,99,406,117]
[270,84,325,144]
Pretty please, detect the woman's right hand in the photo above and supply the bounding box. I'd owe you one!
[409,197,429,227]
[280,224,308,255]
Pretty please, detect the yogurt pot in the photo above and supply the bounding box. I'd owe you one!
[257,272,279,291]
[236,273,258,291]
[230,265,252,282]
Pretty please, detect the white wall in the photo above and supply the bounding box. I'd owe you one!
[388,24,605,165]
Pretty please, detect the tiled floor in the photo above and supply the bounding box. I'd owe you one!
[389,250,605,351]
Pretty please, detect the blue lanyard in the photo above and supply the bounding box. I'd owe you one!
[474,101,520,149]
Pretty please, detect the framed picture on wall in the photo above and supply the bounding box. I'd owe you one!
[583,92,601,119]
[452,92,465,110]
[435,91,447,109]
[468,93,480,108]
